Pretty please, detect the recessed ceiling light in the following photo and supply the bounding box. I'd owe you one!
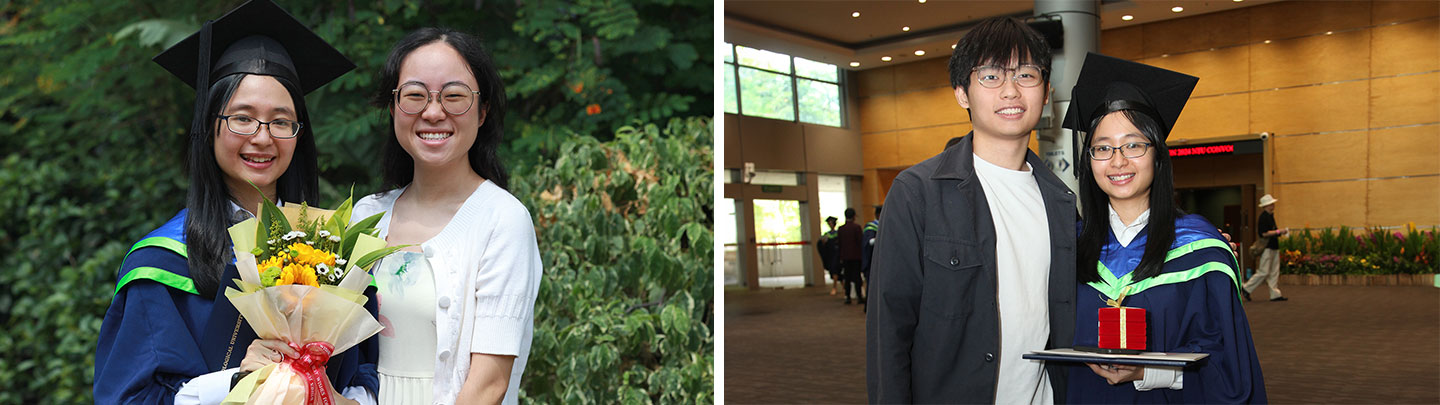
[1233,0,1243,2]
[902,26,910,32]
[1325,31,1334,35]
[882,56,893,62]
[850,61,860,67]
[1122,15,1134,21]
[852,11,860,18]
[918,0,926,3]
[951,44,957,49]
[1172,6,1184,12]
[1263,39,1272,44]
[1161,54,1169,58]
[914,50,925,56]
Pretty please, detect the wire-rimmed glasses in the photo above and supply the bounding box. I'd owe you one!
[392,81,481,115]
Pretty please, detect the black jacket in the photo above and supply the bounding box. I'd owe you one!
[866,133,1077,403]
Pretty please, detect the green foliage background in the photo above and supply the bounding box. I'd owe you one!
[0,0,713,403]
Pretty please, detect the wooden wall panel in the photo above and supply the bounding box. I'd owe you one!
[1369,72,1440,128]
[1170,94,1250,141]
[896,126,958,166]
[1274,181,1368,228]
[862,169,881,207]
[1249,1,1371,41]
[1372,0,1440,24]
[1143,8,1250,57]
[1250,29,1370,90]
[803,124,864,175]
[858,94,897,133]
[893,58,949,93]
[1368,176,1440,226]
[856,66,894,98]
[861,131,898,169]
[1368,125,1440,178]
[1274,131,1369,183]
[1101,25,1145,61]
[1250,80,1368,135]
[725,113,742,169]
[1370,19,1440,77]
[877,169,902,206]
[1141,46,1249,97]
[737,116,807,172]
[894,86,966,128]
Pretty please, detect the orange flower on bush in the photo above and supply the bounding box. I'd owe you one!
[572,82,584,93]
[586,104,601,115]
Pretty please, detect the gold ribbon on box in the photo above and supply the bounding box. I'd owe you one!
[1105,285,1133,349]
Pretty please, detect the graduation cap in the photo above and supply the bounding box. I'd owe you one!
[1061,52,1198,141]
[153,0,354,95]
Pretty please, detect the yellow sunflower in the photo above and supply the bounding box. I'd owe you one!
[288,243,337,267]
[277,263,319,287]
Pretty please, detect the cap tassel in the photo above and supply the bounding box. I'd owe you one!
[189,21,214,141]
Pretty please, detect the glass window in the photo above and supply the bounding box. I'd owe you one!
[725,45,843,127]
[817,175,849,228]
[794,57,838,82]
[735,45,791,74]
[738,67,794,121]
[724,64,738,114]
[798,78,840,126]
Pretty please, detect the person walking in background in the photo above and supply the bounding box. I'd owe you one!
[861,206,881,305]
[817,216,842,295]
[838,208,865,305]
[866,16,1075,403]
[1243,195,1288,302]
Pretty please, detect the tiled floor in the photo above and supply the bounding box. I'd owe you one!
[723,284,1440,404]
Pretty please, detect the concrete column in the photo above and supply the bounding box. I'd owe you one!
[740,198,760,290]
[1035,0,1100,198]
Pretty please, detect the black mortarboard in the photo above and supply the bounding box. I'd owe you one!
[1061,52,1198,141]
[153,0,354,95]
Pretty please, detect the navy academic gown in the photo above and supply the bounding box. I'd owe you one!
[1069,214,1267,404]
[94,209,378,404]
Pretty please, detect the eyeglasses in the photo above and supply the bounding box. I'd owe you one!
[971,64,1046,88]
[392,82,482,115]
[1089,142,1153,161]
[217,114,302,139]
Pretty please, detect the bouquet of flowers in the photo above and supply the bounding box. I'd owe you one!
[221,190,404,404]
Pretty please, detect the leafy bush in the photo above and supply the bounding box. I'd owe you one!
[1279,224,1439,275]
[511,117,714,403]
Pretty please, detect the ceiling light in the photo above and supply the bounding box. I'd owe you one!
[1161,54,1169,58]
[852,11,860,18]
[882,56,892,62]
[1234,0,1243,2]
[1325,31,1334,35]
[850,61,860,67]
[1172,6,1184,12]
[1263,40,1272,44]
[919,0,926,3]
[914,50,925,56]
[951,44,957,49]
[902,26,910,32]
[1122,15,1134,21]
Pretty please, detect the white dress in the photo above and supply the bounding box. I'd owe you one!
[375,251,436,405]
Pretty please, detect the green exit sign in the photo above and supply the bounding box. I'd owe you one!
[761,185,783,193]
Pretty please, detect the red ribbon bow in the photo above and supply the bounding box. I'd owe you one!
[286,341,335,405]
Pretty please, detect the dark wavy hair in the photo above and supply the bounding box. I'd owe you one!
[372,27,509,190]
[948,16,1052,92]
[185,73,319,298]
[1075,109,1179,284]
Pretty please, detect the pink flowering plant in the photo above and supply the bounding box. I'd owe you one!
[1280,223,1438,275]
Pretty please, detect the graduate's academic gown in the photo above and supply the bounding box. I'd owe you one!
[94,209,378,404]
[1069,214,1267,404]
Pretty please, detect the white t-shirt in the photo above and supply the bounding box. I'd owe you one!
[973,154,1053,404]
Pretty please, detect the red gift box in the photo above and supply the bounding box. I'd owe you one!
[1097,307,1146,350]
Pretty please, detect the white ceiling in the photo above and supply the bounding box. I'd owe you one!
[724,0,1282,71]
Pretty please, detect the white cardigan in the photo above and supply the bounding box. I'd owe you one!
[353,181,543,405]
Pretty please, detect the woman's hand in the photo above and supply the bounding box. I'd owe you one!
[1086,363,1144,385]
[239,339,299,373]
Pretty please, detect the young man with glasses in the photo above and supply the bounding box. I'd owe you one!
[867,17,1076,403]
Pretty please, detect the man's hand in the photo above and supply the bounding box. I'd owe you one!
[1219,229,1238,253]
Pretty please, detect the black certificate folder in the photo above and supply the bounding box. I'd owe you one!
[1023,348,1210,368]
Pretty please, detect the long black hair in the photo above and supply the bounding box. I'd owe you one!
[372,27,509,190]
[1076,109,1179,284]
[185,73,319,297]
